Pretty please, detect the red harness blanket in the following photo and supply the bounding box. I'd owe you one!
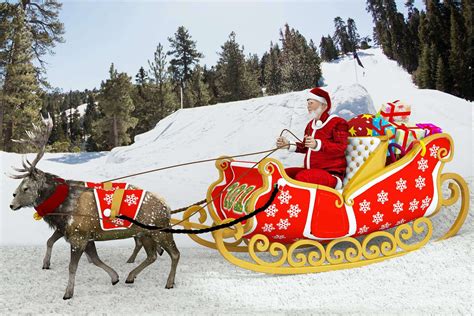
[84,182,146,231]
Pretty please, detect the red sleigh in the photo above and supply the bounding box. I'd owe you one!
[176,133,469,274]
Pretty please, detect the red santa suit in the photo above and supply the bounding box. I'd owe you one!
[285,89,349,189]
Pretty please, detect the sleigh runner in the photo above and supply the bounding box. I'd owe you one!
[172,132,468,274]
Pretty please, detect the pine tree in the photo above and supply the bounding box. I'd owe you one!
[263,42,283,94]
[69,108,82,146]
[435,56,448,91]
[83,93,101,151]
[462,0,473,100]
[449,2,468,97]
[202,65,219,104]
[130,66,152,137]
[360,36,372,49]
[167,26,203,106]
[184,65,211,107]
[148,44,179,119]
[95,64,138,149]
[366,0,394,58]
[405,2,421,72]
[320,36,340,61]
[215,31,260,102]
[333,17,352,54]
[279,24,322,92]
[347,18,361,52]
[1,6,41,152]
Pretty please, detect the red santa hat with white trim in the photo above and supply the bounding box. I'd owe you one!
[306,87,331,114]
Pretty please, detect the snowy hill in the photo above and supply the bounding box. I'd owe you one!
[0,48,472,313]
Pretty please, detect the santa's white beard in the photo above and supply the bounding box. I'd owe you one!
[307,108,324,121]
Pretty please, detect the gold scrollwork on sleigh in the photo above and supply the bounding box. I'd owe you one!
[213,217,433,274]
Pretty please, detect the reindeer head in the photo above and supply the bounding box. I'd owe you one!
[9,114,53,211]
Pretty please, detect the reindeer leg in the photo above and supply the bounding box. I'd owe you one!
[84,242,119,285]
[156,233,180,289]
[42,230,63,269]
[125,237,157,284]
[126,236,143,263]
[63,241,87,300]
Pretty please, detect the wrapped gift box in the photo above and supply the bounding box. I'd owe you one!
[392,123,426,153]
[380,100,411,123]
[416,123,442,137]
[372,116,396,155]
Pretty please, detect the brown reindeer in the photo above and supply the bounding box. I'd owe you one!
[10,120,155,269]
[41,180,163,269]
[9,117,180,299]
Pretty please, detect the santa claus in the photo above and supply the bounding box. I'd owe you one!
[276,87,349,189]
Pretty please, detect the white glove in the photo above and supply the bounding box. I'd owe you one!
[276,136,290,149]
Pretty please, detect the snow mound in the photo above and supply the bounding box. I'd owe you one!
[331,83,376,120]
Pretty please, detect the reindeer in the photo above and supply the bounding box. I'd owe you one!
[9,119,155,269]
[9,116,180,299]
[41,179,164,269]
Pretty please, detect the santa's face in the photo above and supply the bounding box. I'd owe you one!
[307,99,327,120]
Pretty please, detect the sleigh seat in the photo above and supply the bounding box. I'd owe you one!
[340,135,390,191]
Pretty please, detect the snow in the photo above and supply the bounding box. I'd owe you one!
[332,83,377,120]
[1,48,473,312]
[61,102,90,119]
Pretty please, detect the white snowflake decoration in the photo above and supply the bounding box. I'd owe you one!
[273,235,286,240]
[415,176,426,190]
[111,218,125,226]
[262,223,275,233]
[359,200,371,214]
[392,200,404,214]
[277,190,292,205]
[276,218,291,230]
[377,190,389,204]
[287,204,302,218]
[395,178,407,192]
[265,204,278,217]
[417,158,429,172]
[409,198,419,212]
[358,225,369,234]
[429,144,440,158]
[103,193,114,205]
[380,222,391,230]
[124,194,138,206]
[421,196,431,210]
[372,212,384,224]
[396,219,406,226]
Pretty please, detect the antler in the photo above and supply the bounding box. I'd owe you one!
[11,113,54,175]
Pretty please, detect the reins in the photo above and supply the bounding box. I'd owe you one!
[41,129,300,234]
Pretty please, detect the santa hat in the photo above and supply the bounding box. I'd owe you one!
[306,87,331,113]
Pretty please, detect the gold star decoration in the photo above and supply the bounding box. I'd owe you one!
[366,128,373,136]
[349,126,357,136]
[362,114,373,119]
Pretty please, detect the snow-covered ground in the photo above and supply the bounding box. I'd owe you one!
[1,48,473,313]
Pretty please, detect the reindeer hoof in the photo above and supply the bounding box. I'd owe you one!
[125,278,135,284]
[112,279,119,286]
[165,283,175,289]
[42,266,50,270]
[63,294,72,300]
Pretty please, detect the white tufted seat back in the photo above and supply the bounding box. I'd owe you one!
[343,137,381,187]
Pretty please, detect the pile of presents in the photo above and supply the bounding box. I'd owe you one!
[348,100,442,165]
